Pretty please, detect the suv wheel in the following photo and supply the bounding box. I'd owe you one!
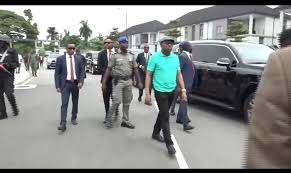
[243,93,255,122]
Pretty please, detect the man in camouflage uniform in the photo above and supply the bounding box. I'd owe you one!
[0,34,19,120]
[102,36,143,129]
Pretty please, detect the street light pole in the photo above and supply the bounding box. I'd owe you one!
[126,9,128,30]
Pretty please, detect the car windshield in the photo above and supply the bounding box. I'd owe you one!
[232,43,274,64]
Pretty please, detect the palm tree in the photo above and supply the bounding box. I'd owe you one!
[79,20,92,47]
[47,27,59,40]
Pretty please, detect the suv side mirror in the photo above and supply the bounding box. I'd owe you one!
[217,57,230,66]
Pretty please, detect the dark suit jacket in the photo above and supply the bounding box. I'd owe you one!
[136,52,152,75]
[179,52,195,90]
[97,49,110,83]
[54,54,85,89]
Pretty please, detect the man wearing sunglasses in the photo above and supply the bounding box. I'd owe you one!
[55,42,85,131]
[102,36,143,129]
[136,43,152,103]
[97,39,120,123]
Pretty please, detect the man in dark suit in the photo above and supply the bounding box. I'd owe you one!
[97,39,119,123]
[76,48,86,79]
[176,41,194,131]
[136,43,152,102]
[54,42,85,131]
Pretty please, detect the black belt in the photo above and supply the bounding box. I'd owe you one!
[66,80,78,83]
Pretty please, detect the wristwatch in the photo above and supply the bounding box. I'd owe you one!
[181,89,187,92]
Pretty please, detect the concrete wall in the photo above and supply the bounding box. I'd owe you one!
[254,17,265,35]
[212,18,228,40]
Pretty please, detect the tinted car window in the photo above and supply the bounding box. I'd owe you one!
[192,44,235,63]
[231,43,274,64]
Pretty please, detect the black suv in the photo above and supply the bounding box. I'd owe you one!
[174,40,274,122]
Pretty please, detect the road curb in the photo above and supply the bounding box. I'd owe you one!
[14,71,32,85]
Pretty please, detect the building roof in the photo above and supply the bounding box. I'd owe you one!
[274,5,291,10]
[120,20,164,36]
[160,5,280,30]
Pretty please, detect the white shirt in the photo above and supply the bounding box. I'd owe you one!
[18,54,23,63]
[107,48,115,61]
[144,52,150,63]
[182,51,192,60]
[66,54,77,80]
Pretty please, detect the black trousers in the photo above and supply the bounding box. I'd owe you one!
[153,89,175,146]
[102,79,118,117]
[138,72,146,98]
[0,75,18,115]
[60,80,79,125]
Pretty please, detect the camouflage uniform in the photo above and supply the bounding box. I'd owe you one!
[105,51,138,127]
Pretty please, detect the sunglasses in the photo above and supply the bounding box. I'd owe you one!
[67,47,76,50]
[104,42,113,44]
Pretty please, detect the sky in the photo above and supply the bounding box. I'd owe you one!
[0,5,279,40]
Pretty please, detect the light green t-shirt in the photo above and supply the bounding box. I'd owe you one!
[147,50,180,92]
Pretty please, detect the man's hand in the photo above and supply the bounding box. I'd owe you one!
[145,94,152,106]
[138,83,143,90]
[77,82,83,89]
[181,91,187,103]
[56,88,61,93]
[141,66,145,71]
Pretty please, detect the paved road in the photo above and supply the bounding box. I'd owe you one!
[0,66,248,168]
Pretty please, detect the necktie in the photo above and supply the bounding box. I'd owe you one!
[70,55,74,82]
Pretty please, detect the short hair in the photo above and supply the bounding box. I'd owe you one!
[279,28,291,48]
[66,42,76,47]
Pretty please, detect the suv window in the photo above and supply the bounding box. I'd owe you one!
[192,44,235,63]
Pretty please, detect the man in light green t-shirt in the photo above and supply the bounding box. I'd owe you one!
[145,36,187,156]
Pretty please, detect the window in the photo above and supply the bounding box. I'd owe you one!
[199,24,204,39]
[216,26,223,34]
[192,44,235,64]
[185,26,188,40]
[192,25,195,40]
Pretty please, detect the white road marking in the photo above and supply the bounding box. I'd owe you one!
[21,76,34,85]
[153,101,189,169]
[15,77,37,90]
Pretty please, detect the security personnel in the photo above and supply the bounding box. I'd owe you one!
[102,36,143,129]
[0,34,19,120]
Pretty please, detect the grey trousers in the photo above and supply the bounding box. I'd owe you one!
[107,79,133,123]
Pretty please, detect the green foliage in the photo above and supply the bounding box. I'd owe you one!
[64,35,82,46]
[166,28,182,39]
[0,9,39,40]
[88,33,104,51]
[47,27,59,40]
[44,41,58,51]
[108,27,120,42]
[226,21,248,42]
[79,20,92,47]
[23,9,33,22]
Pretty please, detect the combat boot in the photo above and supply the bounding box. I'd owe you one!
[0,111,8,120]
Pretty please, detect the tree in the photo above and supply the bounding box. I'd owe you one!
[226,21,248,42]
[47,27,59,40]
[107,27,120,48]
[64,35,82,47]
[0,10,39,40]
[23,9,33,22]
[89,33,104,51]
[79,20,92,47]
[165,20,182,41]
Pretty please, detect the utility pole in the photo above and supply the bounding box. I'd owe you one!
[126,9,128,30]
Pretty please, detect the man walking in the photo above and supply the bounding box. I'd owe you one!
[54,42,85,131]
[136,43,152,102]
[30,49,39,77]
[176,41,194,131]
[145,36,187,155]
[0,34,19,120]
[102,36,143,129]
[97,39,119,123]
[75,48,86,79]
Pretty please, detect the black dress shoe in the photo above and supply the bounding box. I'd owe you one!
[71,119,78,125]
[152,134,165,143]
[170,111,175,116]
[167,145,176,155]
[184,125,194,131]
[121,122,135,129]
[58,124,66,131]
[138,96,141,102]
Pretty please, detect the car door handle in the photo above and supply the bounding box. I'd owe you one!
[207,68,212,72]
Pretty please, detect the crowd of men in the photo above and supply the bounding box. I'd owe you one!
[2,27,291,164]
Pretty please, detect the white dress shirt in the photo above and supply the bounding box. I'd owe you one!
[66,54,77,80]
[107,48,115,61]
